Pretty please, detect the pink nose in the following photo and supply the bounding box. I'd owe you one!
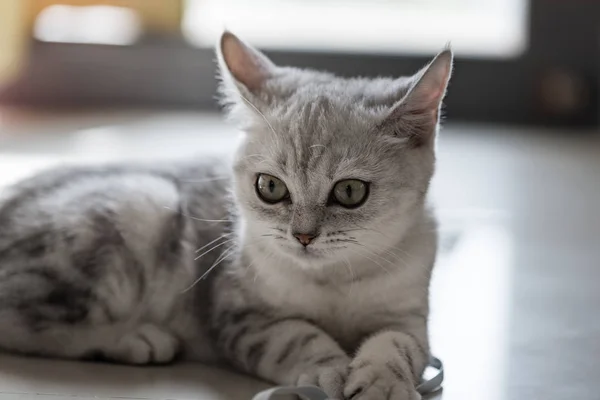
[294,233,317,246]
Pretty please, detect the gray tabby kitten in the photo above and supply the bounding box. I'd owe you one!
[0,32,452,400]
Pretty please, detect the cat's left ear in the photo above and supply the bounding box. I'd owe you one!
[383,48,453,147]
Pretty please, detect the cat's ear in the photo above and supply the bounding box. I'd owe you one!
[382,48,453,147]
[217,31,277,97]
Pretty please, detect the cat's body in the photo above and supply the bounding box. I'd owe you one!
[0,32,452,399]
[0,161,230,363]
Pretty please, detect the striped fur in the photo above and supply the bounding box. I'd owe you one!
[0,32,452,399]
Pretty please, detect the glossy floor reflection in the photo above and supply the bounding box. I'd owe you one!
[0,110,599,400]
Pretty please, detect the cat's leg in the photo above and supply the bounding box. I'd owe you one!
[343,320,429,400]
[0,270,182,364]
[80,323,181,364]
[0,249,185,364]
[212,308,351,399]
[0,172,193,364]
[0,318,180,365]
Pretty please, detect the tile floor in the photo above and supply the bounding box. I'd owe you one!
[0,109,599,400]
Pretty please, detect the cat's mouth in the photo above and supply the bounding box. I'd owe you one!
[287,244,323,260]
[273,237,340,262]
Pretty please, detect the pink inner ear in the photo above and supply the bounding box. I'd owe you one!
[221,33,272,91]
[409,50,452,111]
[415,81,445,110]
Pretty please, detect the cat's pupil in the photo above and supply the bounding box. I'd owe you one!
[269,180,275,193]
[345,185,352,198]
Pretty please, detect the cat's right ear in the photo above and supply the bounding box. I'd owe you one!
[380,48,453,148]
[216,31,277,100]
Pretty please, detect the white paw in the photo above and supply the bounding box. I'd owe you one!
[344,359,420,400]
[110,324,180,365]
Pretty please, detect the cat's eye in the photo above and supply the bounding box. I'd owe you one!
[331,179,369,208]
[256,174,289,204]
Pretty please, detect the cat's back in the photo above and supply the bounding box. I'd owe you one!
[0,159,232,362]
[0,160,232,271]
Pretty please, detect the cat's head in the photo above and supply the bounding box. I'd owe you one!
[217,32,452,270]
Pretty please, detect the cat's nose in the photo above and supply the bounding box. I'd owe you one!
[293,232,318,247]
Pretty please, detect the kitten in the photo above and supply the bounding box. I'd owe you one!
[0,32,452,400]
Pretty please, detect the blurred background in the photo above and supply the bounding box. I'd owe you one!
[0,2,599,400]
[0,0,598,126]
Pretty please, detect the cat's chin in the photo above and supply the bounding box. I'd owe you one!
[280,246,342,268]
[291,246,322,259]
[264,240,346,268]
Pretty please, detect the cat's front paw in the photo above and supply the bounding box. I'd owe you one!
[297,358,350,399]
[108,324,180,365]
[344,359,420,400]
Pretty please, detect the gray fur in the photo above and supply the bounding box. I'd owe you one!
[0,32,452,399]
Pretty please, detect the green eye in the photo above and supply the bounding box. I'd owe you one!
[256,174,289,204]
[332,179,369,208]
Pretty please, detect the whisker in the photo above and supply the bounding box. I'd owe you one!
[182,247,237,292]
[353,239,412,267]
[378,248,409,266]
[350,222,388,237]
[387,245,414,260]
[252,251,275,284]
[355,240,408,265]
[345,246,392,275]
[195,233,234,253]
[241,154,266,161]
[239,93,279,137]
[338,228,368,234]
[261,234,286,240]
[243,251,265,284]
[348,222,416,261]
[195,235,275,263]
[326,234,401,269]
[325,234,384,261]
[353,243,398,266]
[341,255,356,295]
[336,238,358,244]
[164,206,232,223]
[194,238,236,261]
[186,233,280,292]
